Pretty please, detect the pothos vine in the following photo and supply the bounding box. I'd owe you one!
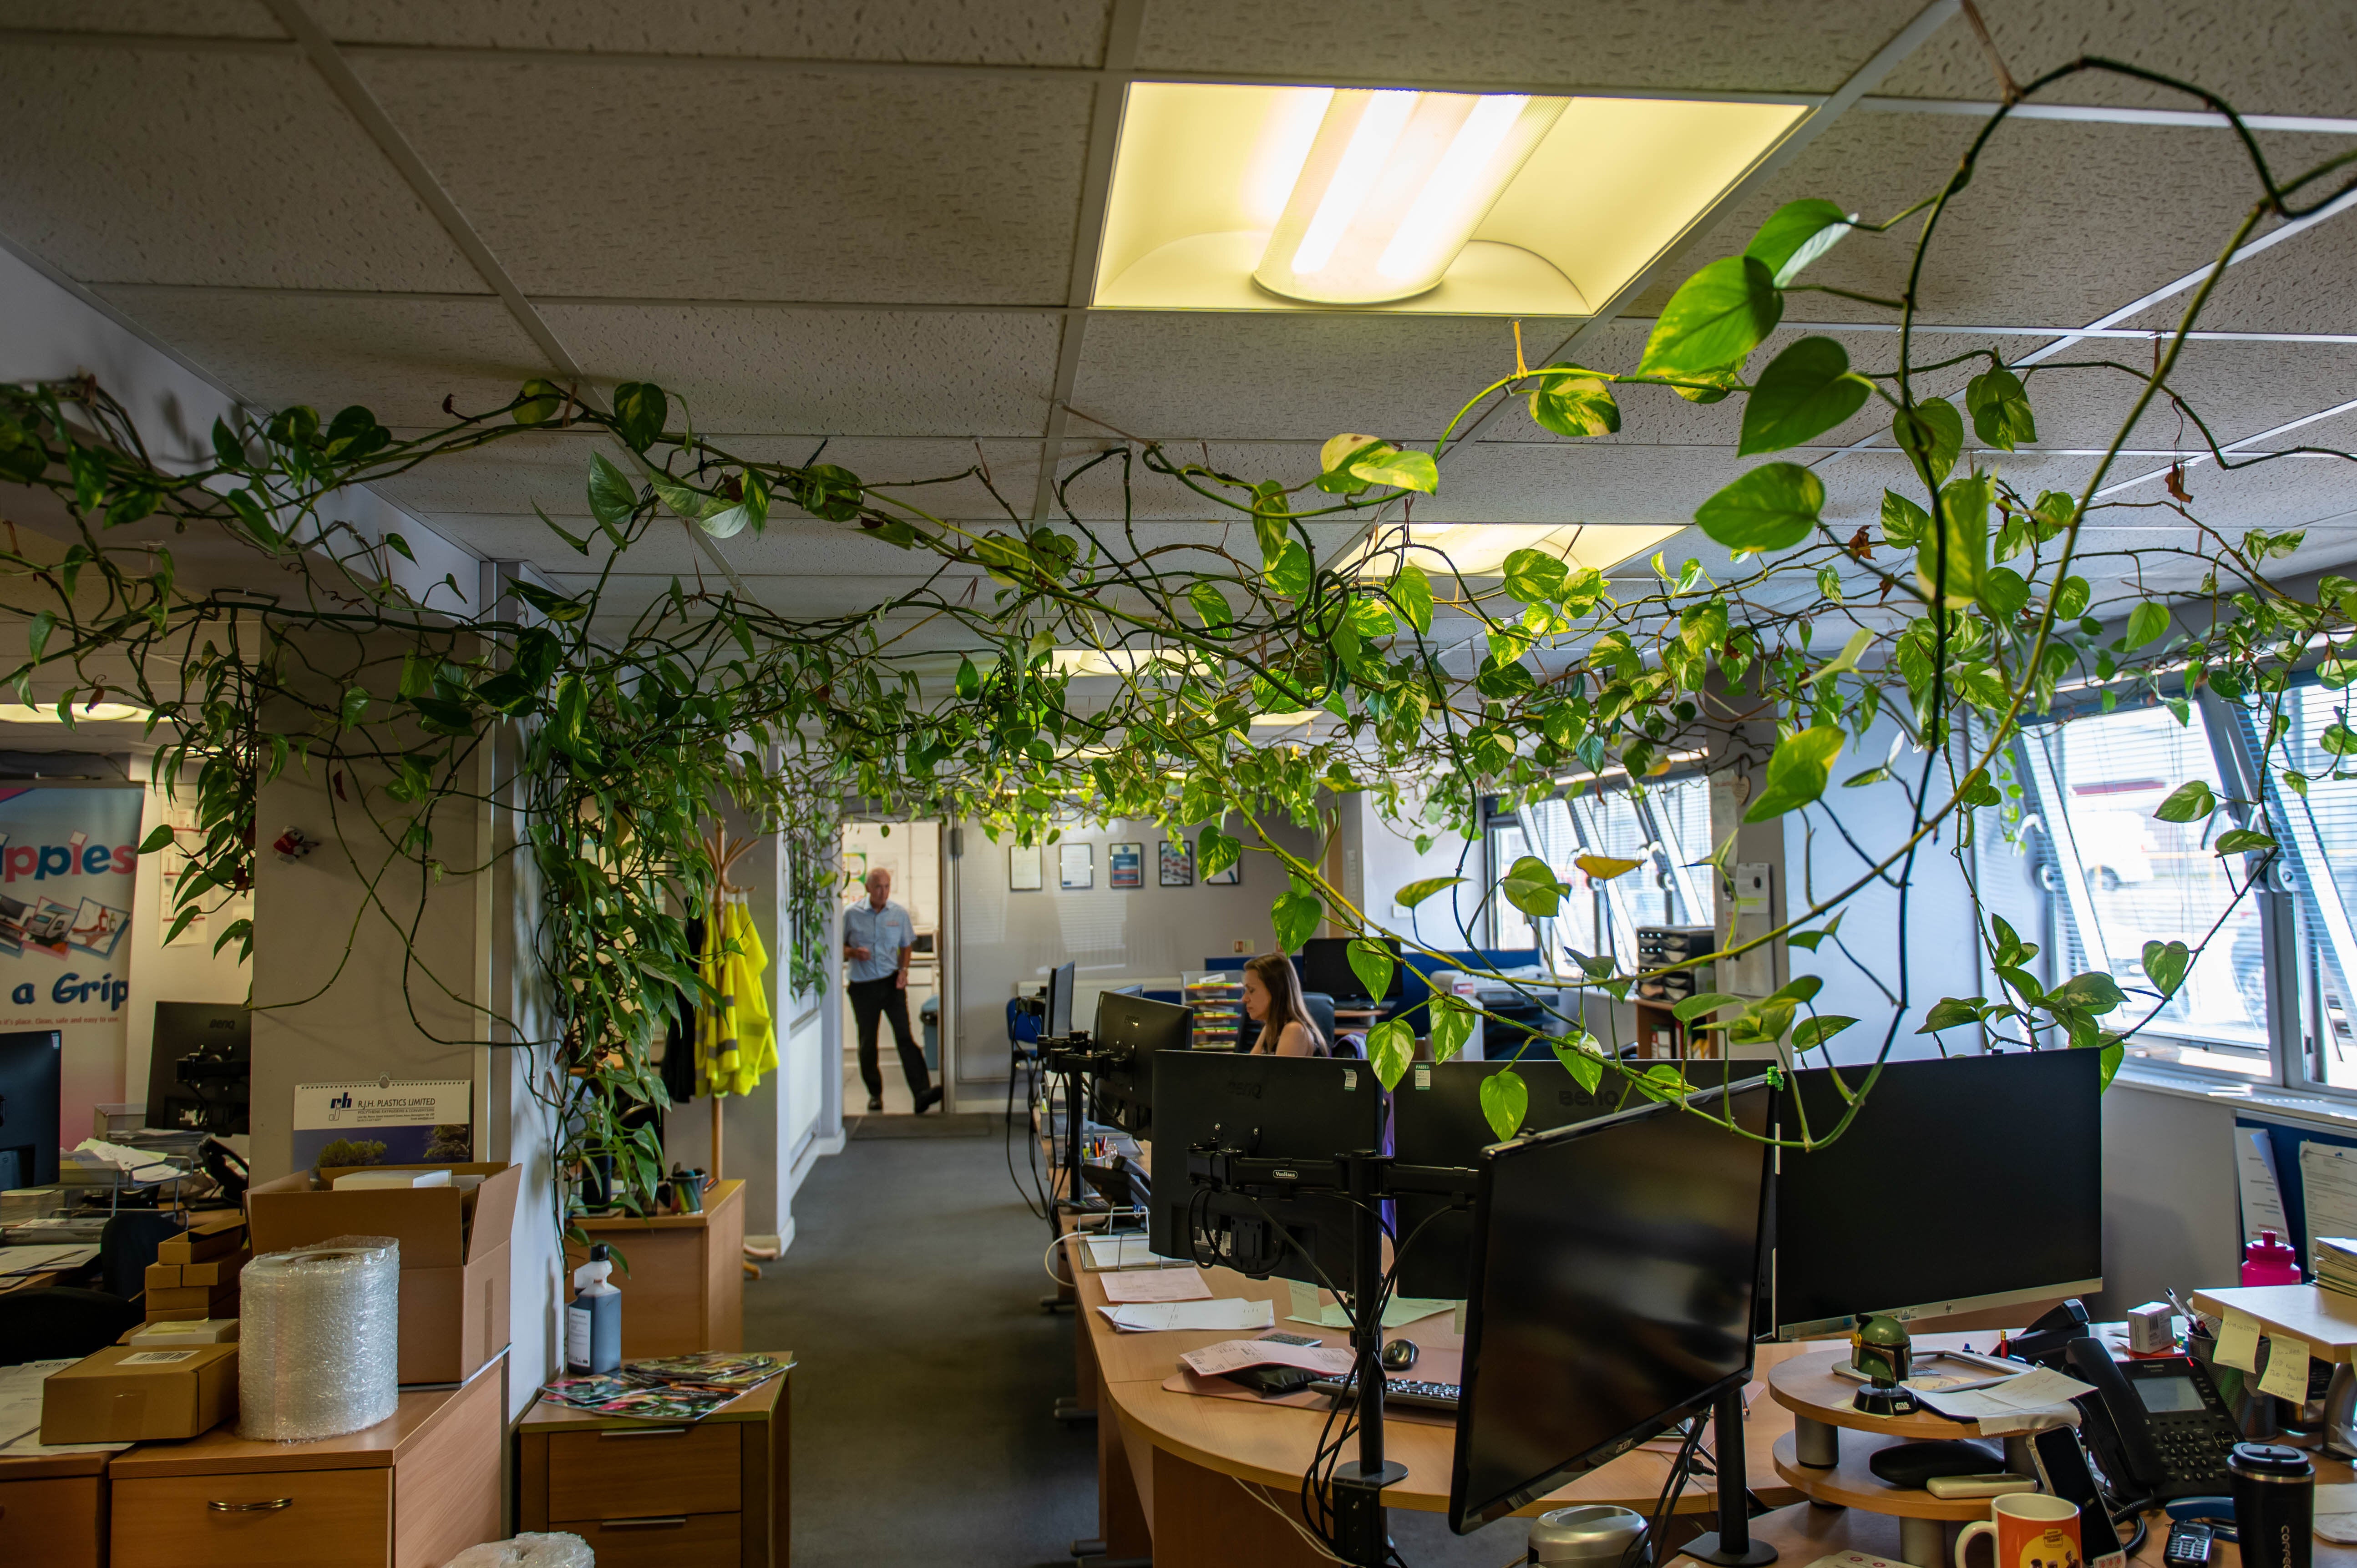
[0,56,2349,1234]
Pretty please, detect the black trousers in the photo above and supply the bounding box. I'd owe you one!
[849,975,931,1100]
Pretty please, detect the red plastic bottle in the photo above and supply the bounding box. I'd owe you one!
[2242,1228,2303,1287]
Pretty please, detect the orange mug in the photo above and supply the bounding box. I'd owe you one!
[1956,1492,2082,1568]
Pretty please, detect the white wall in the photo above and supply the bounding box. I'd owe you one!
[951,815,1319,1086]
[1780,719,1982,1065]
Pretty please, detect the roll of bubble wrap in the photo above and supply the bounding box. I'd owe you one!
[238,1234,400,1441]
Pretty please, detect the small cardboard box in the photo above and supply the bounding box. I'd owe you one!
[157,1211,246,1265]
[246,1161,518,1385]
[144,1261,181,1291]
[147,1283,238,1311]
[120,1318,239,1345]
[182,1253,245,1289]
[40,1344,238,1443]
[147,1299,236,1322]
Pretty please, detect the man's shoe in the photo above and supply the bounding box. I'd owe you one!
[866,1095,883,1113]
[915,1086,943,1113]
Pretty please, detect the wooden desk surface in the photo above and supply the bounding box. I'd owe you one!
[518,1362,790,1431]
[1674,1493,2357,1568]
[1074,1230,1868,1518]
[108,1350,505,1478]
[2192,1284,2357,1355]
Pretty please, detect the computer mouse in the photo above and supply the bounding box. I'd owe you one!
[1380,1338,1419,1372]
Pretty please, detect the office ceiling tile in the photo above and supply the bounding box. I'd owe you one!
[0,42,480,289]
[534,306,1065,437]
[362,429,631,518]
[1621,115,2341,330]
[1876,0,2357,119]
[1070,312,1569,443]
[1999,341,2357,452]
[96,288,546,427]
[0,2,284,35]
[355,55,1096,304]
[2118,211,2357,336]
[307,0,1113,64]
[1404,441,1754,526]
[1132,0,1923,93]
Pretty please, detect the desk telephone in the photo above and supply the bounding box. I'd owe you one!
[2058,1341,2243,1502]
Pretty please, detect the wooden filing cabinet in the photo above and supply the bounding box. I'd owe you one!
[564,1179,745,1357]
[106,1350,505,1568]
[517,1361,789,1567]
[0,1457,109,1568]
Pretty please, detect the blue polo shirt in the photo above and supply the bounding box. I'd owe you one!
[843,899,915,984]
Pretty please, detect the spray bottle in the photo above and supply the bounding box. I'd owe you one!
[566,1243,622,1374]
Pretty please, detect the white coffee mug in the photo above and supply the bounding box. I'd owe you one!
[1956,1492,2083,1568]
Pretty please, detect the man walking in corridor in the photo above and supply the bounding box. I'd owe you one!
[843,867,940,1113]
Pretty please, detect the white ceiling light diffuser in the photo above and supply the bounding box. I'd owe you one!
[1095,85,1807,315]
[1254,90,1567,305]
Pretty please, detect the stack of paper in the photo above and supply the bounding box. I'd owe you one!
[1913,1366,2096,1433]
[1098,1298,1275,1334]
[2315,1236,2357,1300]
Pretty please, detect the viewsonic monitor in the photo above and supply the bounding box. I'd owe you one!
[145,1002,251,1135]
[1449,1077,1774,1532]
[1146,1051,1381,1289]
[1769,1049,2101,1338]
[1090,990,1192,1136]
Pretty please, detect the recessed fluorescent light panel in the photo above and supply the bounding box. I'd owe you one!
[1096,84,1805,314]
[1367,522,1686,578]
[0,702,151,723]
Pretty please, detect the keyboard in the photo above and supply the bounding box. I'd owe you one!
[1307,1376,1461,1412]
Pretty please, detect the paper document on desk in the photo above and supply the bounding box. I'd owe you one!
[1284,1289,1458,1330]
[1100,1268,1212,1304]
[0,1243,97,1275]
[1100,1298,1275,1334]
[1083,1234,1178,1271]
[1913,1366,2093,1433]
[2301,1143,2357,1266]
[1181,1337,1357,1379]
[2238,1130,2290,1247]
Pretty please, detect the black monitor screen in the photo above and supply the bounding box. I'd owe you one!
[1046,961,1075,1037]
[1091,991,1192,1135]
[1450,1080,1773,1532]
[1391,1059,1653,1298]
[0,1029,63,1189]
[146,1002,252,1135]
[1300,936,1403,1004]
[1771,1050,2101,1336]
[1146,1051,1382,1288]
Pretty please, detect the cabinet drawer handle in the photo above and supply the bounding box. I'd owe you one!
[600,1517,689,1530]
[597,1426,690,1438]
[208,1498,294,1513]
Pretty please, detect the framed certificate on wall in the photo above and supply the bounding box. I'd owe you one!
[1009,842,1044,891]
[1110,842,1144,888]
[1059,842,1094,890]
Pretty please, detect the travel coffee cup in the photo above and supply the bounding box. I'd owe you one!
[2229,1441,2314,1568]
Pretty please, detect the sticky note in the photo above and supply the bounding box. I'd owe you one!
[2260,1335,2314,1402]
[1288,1280,1320,1323]
[2215,1309,2263,1373]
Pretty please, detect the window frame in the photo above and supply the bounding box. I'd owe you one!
[2008,677,2354,1099]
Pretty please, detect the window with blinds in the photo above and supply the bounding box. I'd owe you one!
[2019,703,2269,1077]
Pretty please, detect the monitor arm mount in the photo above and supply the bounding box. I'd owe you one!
[1188,1139,1478,1568]
[1039,1032,1126,1215]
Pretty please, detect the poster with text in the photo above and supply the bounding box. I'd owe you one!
[0,786,146,1143]
[292,1080,475,1170]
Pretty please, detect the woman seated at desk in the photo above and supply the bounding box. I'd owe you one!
[1240,952,1328,1057]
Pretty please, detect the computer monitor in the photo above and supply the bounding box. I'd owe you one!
[0,1029,62,1190]
[1769,1049,2101,1338]
[1090,990,1192,1136]
[1299,936,1404,1005]
[145,1002,252,1135]
[1107,982,1144,998]
[1449,1077,1774,1532]
[1045,961,1075,1037]
[1390,1059,1659,1299]
[1146,1051,1383,1288]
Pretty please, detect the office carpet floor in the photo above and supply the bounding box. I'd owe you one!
[746,1128,1535,1568]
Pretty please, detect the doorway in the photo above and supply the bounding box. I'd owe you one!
[838,818,948,1115]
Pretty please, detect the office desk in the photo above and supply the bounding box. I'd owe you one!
[1066,1216,1815,1567]
[1671,1487,2357,1568]
[0,1446,110,1568]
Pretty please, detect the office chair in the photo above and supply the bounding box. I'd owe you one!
[1005,997,1044,1125]
[1230,991,1342,1053]
[100,1209,192,1301]
[0,1287,143,1364]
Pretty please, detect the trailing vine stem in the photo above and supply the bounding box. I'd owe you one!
[0,58,2347,1223]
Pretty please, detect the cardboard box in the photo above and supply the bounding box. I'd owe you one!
[147,1299,236,1322]
[182,1253,246,1289]
[144,1261,181,1291]
[246,1161,518,1385]
[147,1283,239,1311]
[40,1344,238,1442]
[120,1318,239,1344]
[157,1211,246,1265]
